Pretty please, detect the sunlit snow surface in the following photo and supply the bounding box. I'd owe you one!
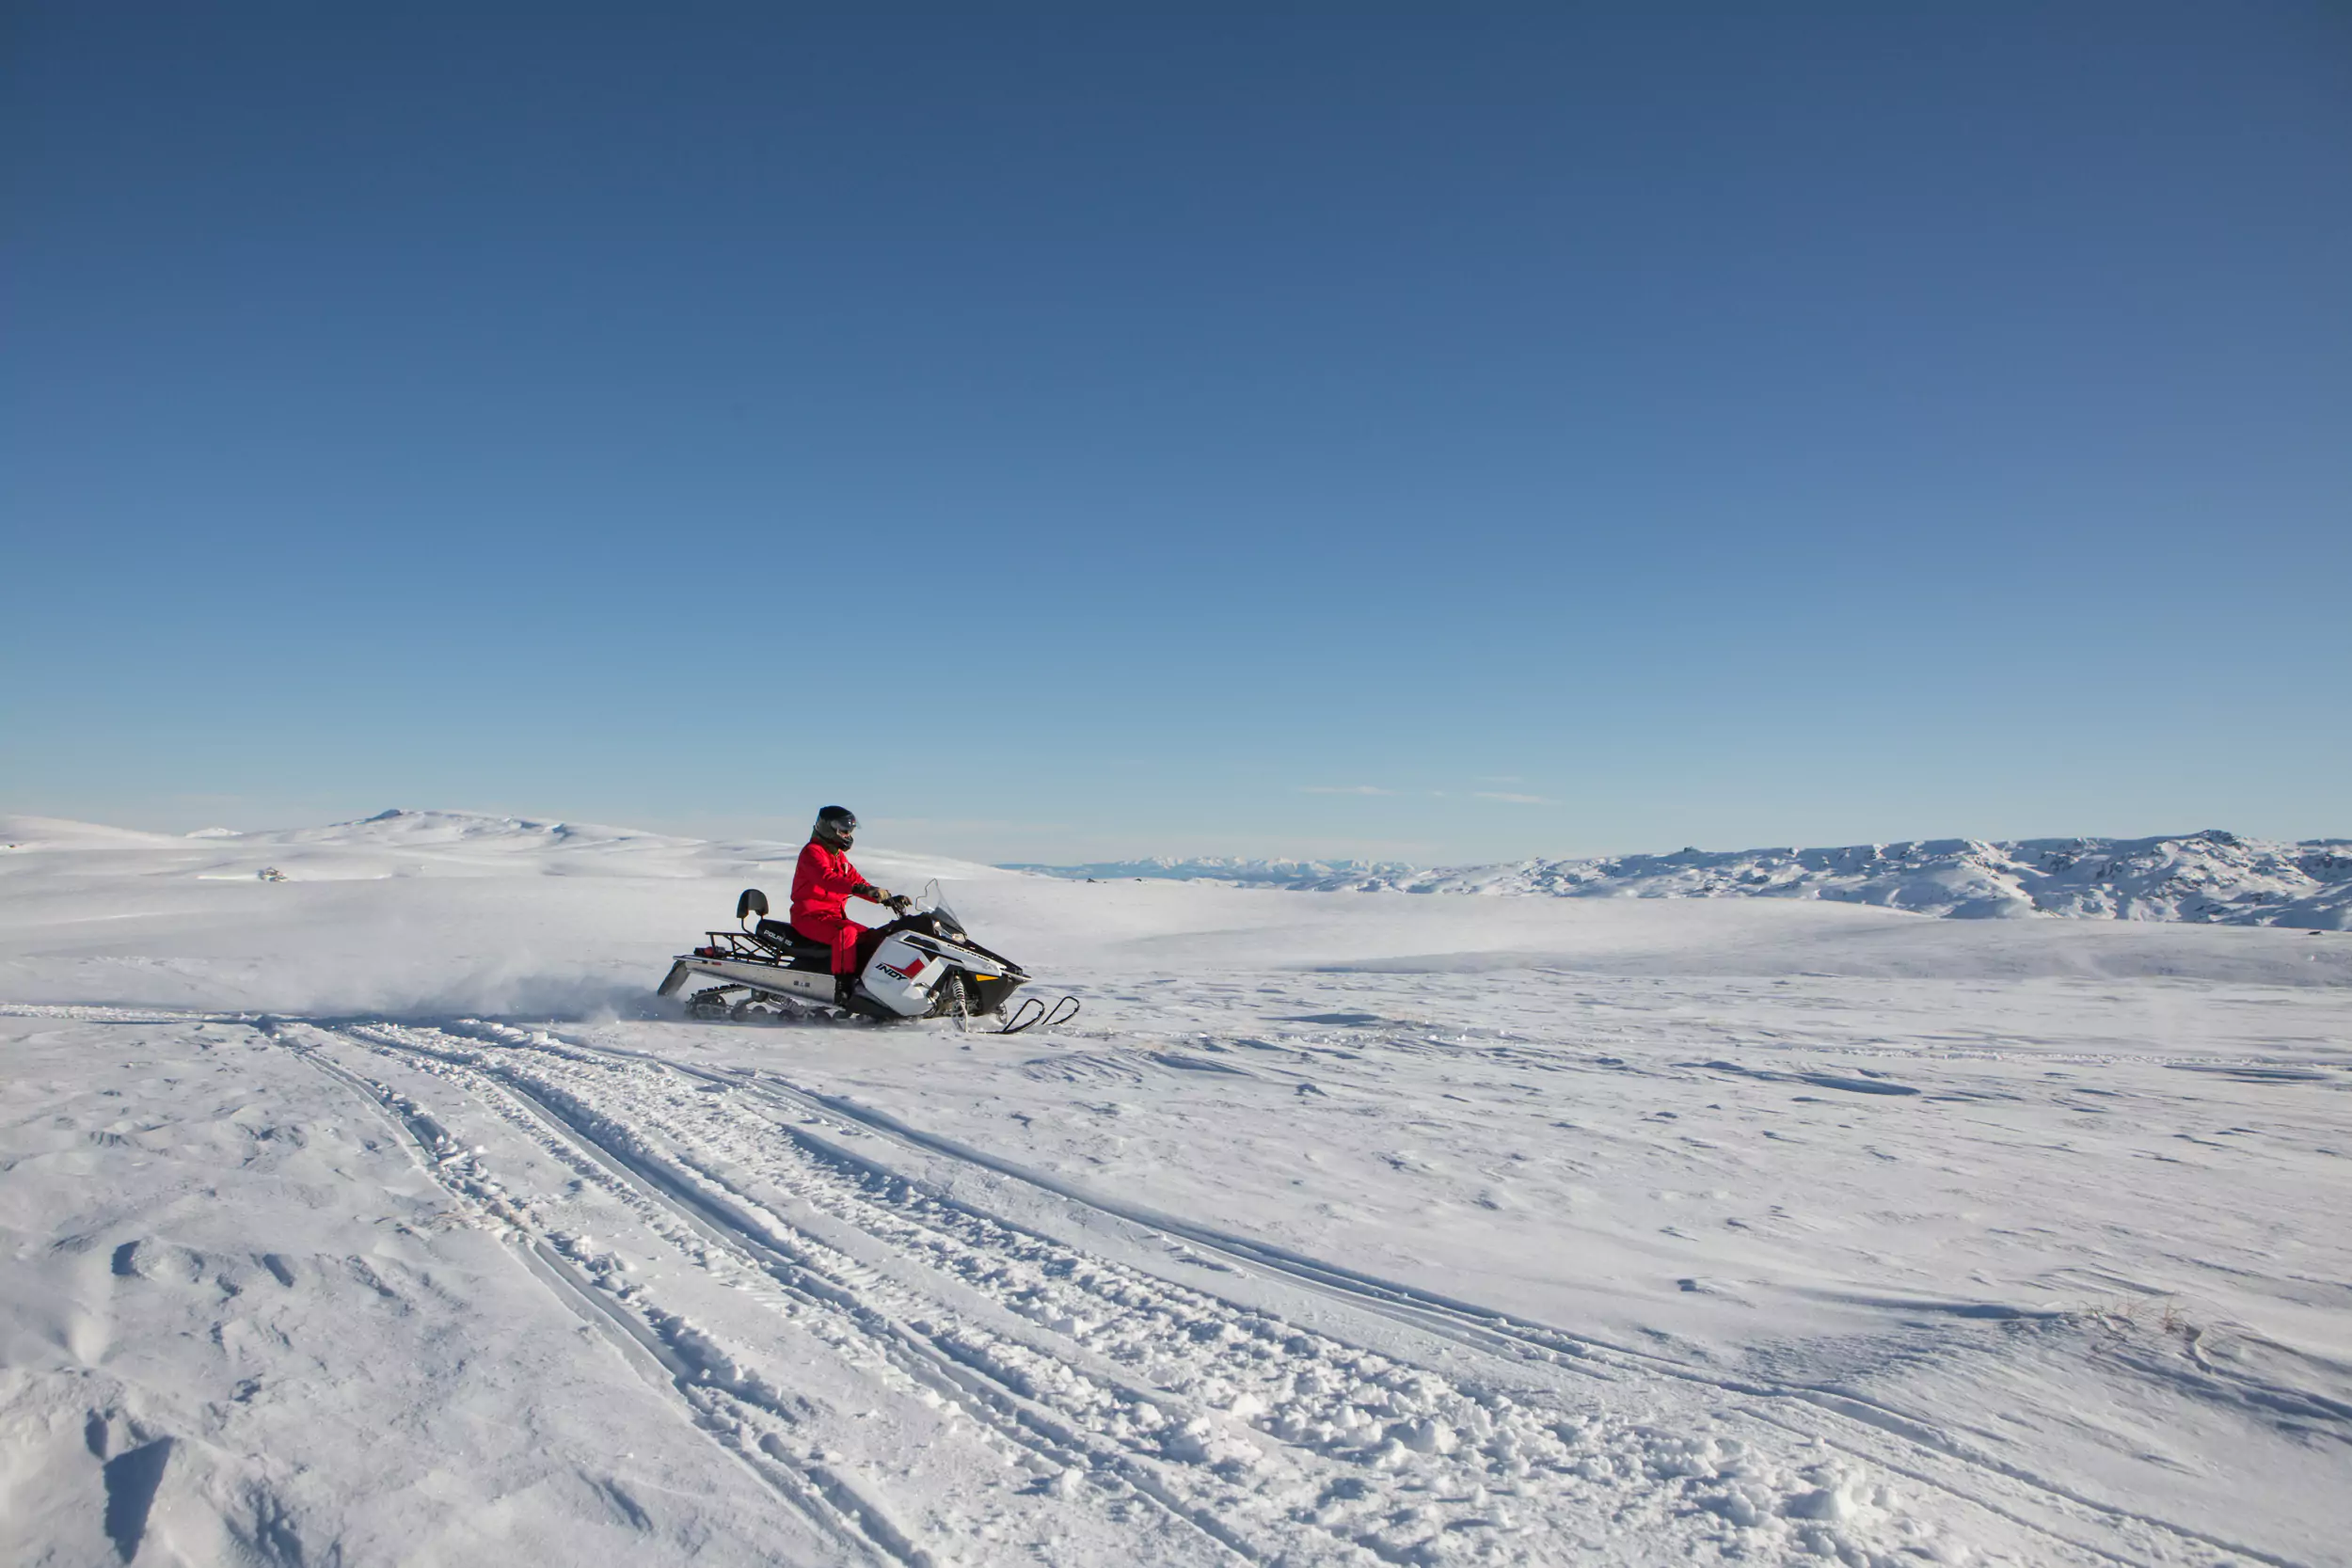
[3,811,2347,1565]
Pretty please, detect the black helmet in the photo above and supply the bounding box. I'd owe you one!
[813,806,857,847]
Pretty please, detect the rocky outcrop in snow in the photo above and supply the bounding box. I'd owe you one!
[1014,831,2352,928]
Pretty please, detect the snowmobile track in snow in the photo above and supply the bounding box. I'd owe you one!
[262,1016,2293,1566]
[265,1022,922,1566]
[279,1020,1342,1564]
[405,1051,1263,1565]
[701,1060,2303,1568]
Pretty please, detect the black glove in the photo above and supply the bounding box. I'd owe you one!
[887,894,913,913]
[850,883,881,902]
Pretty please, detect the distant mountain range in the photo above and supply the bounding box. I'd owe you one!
[1008,831,2352,929]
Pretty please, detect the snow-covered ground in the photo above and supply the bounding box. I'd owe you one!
[4,811,2347,1565]
[1016,831,2352,927]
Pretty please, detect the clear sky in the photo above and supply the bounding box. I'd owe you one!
[6,3,2347,864]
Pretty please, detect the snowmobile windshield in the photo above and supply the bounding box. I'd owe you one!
[916,879,965,933]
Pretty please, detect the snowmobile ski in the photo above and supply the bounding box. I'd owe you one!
[996,995,1081,1035]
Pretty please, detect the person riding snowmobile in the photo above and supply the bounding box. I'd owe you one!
[788,806,910,1006]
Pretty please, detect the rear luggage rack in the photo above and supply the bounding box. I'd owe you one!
[699,928,797,960]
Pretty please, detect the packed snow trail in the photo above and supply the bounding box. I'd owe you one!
[243,1014,2291,1566]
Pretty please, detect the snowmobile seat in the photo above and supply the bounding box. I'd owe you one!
[755,918,833,960]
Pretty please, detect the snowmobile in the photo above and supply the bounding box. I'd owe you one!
[658,882,1079,1033]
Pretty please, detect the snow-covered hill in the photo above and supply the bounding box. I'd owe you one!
[0,806,1005,885]
[1015,829,2352,927]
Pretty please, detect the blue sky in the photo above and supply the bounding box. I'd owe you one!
[6,3,2347,863]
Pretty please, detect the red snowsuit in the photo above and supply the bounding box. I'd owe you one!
[791,840,878,976]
